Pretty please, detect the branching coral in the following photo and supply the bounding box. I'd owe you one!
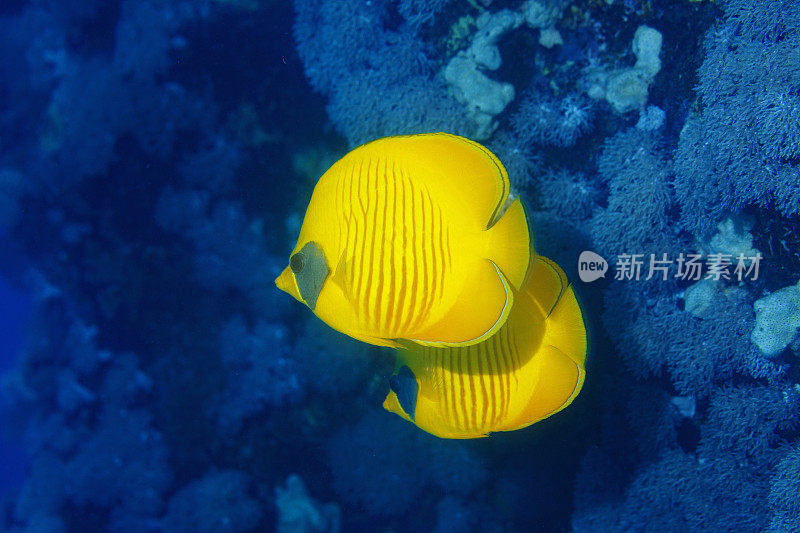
[537,168,600,222]
[767,445,800,532]
[511,92,594,147]
[572,381,799,532]
[294,0,468,145]
[603,280,784,397]
[64,407,172,527]
[589,128,686,257]
[674,0,800,236]
[155,188,290,318]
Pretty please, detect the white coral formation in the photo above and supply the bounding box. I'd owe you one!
[684,278,721,319]
[751,280,800,358]
[684,216,762,319]
[443,1,567,139]
[702,216,760,259]
[275,474,341,533]
[522,0,563,28]
[444,10,522,139]
[588,25,663,113]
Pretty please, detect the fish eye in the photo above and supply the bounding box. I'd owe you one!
[290,253,304,273]
[389,375,401,394]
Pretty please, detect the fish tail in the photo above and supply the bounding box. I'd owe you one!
[502,344,585,433]
[542,271,588,369]
[529,255,588,367]
[486,197,531,289]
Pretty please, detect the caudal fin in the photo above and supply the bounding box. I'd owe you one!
[410,259,514,347]
[486,197,531,289]
[502,344,585,432]
[541,264,588,369]
[500,258,587,432]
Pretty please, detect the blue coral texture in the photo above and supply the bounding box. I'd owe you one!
[0,0,799,531]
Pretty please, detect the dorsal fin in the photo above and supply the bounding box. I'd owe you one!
[525,255,569,318]
[354,133,511,230]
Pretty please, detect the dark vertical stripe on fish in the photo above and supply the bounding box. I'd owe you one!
[414,187,429,332]
[353,158,368,316]
[475,346,490,431]
[499,332,514,419]
[485,339,499,427]
[435,205,447,304]
[403,180,419,333]
[508,331,521,388]
[362,158,380,323]
[345,161,357,291]
[446,349,458,430]
[466,344,478,432]
[392,168,408,333]
[424,189,437,326]
[385,160,398,333]
[492,332,509,421]
[373,158,388,330]
[456,347,469,431]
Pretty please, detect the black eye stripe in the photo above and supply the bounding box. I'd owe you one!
[290,253,304,273]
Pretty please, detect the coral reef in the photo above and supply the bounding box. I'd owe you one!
[751,280,800,358]
[587,25,663,113]
[674,0,800,236]
[274,474,340,533]
[293,0,469,145]
[161,469,263,533]
[511,92,594,147]
[589,127,685,257]
[1,0,799,531]
[212,316,302,436]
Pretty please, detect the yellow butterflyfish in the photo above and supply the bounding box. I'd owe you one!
[383,255,587,439]
[275,133,531,348]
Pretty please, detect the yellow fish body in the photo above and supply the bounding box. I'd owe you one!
[275,133,531,348]
[383,255,587,439]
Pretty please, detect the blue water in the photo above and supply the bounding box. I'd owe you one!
[1,0,798,531]
[0,270,30,499]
